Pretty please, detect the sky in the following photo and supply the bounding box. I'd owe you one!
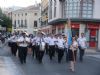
[0,0,41,8]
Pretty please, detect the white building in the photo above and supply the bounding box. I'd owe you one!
[12,5,41,34]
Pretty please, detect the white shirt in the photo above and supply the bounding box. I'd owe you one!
[71,41,78,51]
[31,37,36,46]
[8,35,18,42]
[48,37,55,46]
[44,37,49,43]
[57,38,64,48]
[64,41,68,48]
[77,37,87,48]
[17,36,30,47]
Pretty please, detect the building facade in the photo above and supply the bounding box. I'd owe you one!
[48,0,100,50]
[40,0,52,34]
[11,5,40,34]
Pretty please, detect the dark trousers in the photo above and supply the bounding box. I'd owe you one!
[32,45,36,58]
[45,43,49,54]
[65,48,69,62]
[11,42,17,56]
[18,46,27,64]
[57,48,64,63]
[49,45,55,60]
[79,46,85,62]
[38,50,44,63]
[35,45,39,60]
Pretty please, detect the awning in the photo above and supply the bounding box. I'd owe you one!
[48,18,100,25]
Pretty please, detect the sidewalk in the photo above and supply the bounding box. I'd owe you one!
[85,48,100,54]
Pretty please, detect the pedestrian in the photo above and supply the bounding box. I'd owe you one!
[68,36,78,72]
[77,33,87,62]
[17,32,30,64]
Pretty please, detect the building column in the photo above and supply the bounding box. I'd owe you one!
[98,29,100,51]
[56,26,58,34]
[79,23,86,37]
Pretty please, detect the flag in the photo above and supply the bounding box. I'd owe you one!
[67,18,72,46]
[65,18,72,46]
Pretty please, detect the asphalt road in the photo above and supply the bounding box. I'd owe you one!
[0,45,100,75]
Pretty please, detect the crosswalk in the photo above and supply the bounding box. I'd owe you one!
[0,56,24,75]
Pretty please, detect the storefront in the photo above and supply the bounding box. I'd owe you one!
[86,23,99,48]
[48,18,100,50]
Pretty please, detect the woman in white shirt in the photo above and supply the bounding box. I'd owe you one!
[68,36,78,72]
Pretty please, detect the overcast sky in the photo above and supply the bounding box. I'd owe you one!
[0,0,41,8]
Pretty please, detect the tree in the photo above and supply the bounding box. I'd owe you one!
[0,8,12,32]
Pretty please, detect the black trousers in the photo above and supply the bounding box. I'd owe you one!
[49,45,55,60]
[32,45,36,58]
[79,46,85,62]
[38,50,45,63]
[35,45,39,60]
[11,42,17,56]
[18,46,27,64]
[45,43,49,54]
[65,48,69,62]
[57,48,64,63]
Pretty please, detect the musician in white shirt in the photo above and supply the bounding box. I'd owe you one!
[17,32,30,64]
[8,34,18,56]
[77,33,87,62]
[48,34,56,60]
[36,31,45,63]
[56,34,65,63]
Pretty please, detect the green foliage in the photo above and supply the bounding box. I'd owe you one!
[0,8,12,29]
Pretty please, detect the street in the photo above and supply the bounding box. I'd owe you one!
[0,45,99,75]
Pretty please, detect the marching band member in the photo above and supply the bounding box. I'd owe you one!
[17,32,30,64]
[48,34,56,60]
[31,35,36,58]
[77,33,87,62]
[57,34,65,63]
[8,34,18,56]
[63,36,69,62]
[38,32,45,63]
[44,35,49,54]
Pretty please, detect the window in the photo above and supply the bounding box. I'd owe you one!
[22,13,23,16]
[14,20,16,28]
[34,13,37,16]
[18,20,20,24]
[25,13,27,16]
[21,20,23,27]
[25,19,27,27]
[54,0,56,17]
[18,14,19,16]
[34,21,37,27]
